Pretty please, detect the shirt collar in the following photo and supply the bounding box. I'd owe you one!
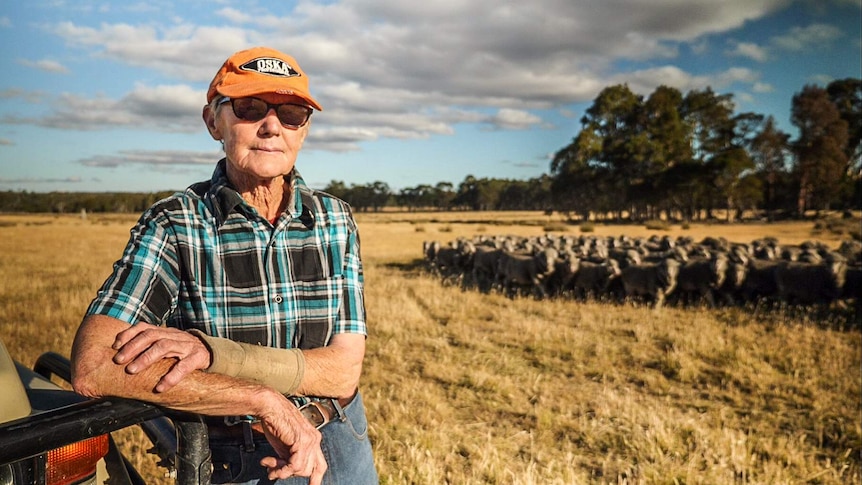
[203,158,315,228]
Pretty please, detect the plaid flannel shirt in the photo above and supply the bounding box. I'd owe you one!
[86,159,366,349]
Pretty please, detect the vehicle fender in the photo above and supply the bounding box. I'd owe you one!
[0,340,31,423]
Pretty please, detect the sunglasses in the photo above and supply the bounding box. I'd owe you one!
[217,97,313,128]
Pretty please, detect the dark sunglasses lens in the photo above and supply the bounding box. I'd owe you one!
[277,105,311,127]
[232,98,268,122]
[229,98,310,126]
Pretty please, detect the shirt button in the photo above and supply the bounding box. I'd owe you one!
[274,295,283,303]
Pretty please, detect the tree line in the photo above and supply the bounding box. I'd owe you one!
[1,79,858,220]
[0,190,176,215]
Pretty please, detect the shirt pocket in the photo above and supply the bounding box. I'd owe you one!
[292,275,344,349]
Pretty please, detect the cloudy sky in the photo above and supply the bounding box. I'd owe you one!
[0,0,860,193]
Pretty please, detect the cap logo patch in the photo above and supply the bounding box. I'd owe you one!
[240,57,300,78]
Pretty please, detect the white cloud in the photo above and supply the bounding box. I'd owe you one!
[714,67,761,86]
[2,84,204,132]
[727,42,769,62]
[214,7,283,28]
[78,150,220,168]
[753,82,774,93]
[611,66,698,95]
[486,109,544,131]
[0,176,82,185]
[736,92,755,104]
[0,17,11,28]
[0,88,48,104]
[51,21,252,82]
[614,66,763,100]
[771,23,844,51]
[214,7,255,24]
[18,59,70,74]
[808,74,836,85]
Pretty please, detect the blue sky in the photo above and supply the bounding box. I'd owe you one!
[0,0,860,193]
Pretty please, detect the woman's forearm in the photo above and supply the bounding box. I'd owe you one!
[71,314,286,418]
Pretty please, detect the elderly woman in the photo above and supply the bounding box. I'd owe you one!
[71,47,378,485]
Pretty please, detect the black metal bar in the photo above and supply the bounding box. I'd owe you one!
[175,418,213,485]
[140,414,178,467]
[0,397,164,464]
[32,351,72,383]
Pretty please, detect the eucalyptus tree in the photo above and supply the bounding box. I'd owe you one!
[791,85,849,213]
[680,88,745,219]
[640,85,691,219]
[713,111,762,221]
[397,184,434,211]
[826,78,861,173]
[433,182,456,210]
[581,84,646,219]
[322,180,350,200]
[550,117,611,220]
[454,175,480,210]
[370,181,392,211]
[749,116,791,220]
[495,176,552,211]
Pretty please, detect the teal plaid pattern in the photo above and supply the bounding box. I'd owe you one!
[87,160,366,348]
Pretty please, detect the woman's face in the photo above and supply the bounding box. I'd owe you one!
[203,93,310,185]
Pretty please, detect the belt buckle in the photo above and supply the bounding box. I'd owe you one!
[298,401,329,429]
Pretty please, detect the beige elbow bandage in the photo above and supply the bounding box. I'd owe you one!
[188,330,305,395]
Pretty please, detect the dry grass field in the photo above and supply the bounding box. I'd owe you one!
[0,212,859,484]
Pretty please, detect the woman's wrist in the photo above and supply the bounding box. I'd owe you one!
[188,329,305,394]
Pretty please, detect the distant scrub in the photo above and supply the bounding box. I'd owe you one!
[644,219,671,230]
[543,222,568,233]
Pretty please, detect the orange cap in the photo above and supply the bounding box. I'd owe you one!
[207,47,322,111]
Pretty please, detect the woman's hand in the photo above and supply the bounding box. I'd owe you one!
[257,396,328,484]
[111,322,212,392]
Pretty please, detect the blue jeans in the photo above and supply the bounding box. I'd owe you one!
[210,392,378,484]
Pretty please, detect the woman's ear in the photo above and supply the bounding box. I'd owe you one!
[202,105,222,140]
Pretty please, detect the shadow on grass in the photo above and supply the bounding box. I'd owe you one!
[381,258,428,276]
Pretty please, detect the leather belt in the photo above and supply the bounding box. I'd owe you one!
[298,398,339,429]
